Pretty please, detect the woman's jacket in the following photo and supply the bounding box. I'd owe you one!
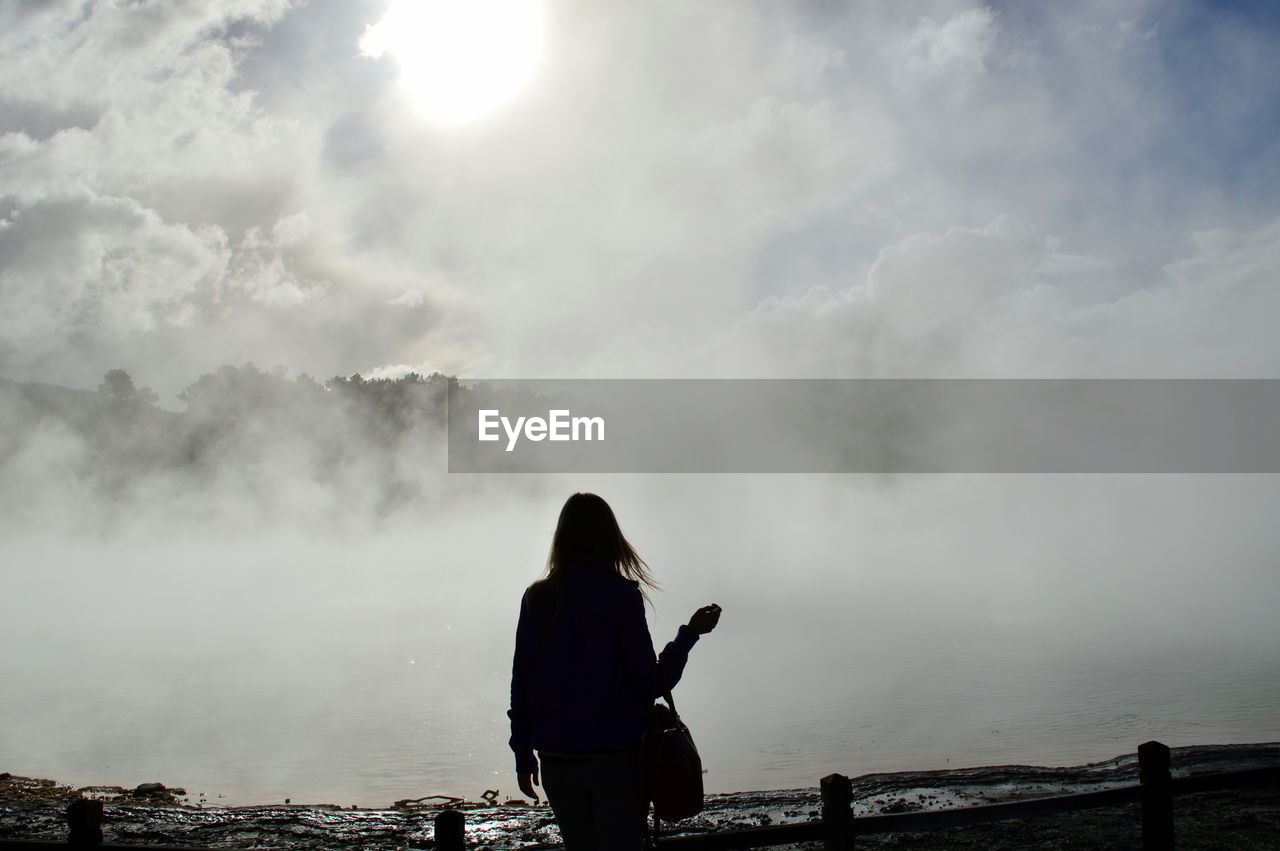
[508,554,700,775]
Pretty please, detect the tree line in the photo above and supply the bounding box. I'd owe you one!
[0,365,458,514]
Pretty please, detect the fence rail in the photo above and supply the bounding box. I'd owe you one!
[2,741,1277,850]
[656,741,1280,851]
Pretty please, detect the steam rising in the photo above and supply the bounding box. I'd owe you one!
[3,369,1279,803]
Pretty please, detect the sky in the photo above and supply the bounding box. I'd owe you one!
[2,0,1279,399]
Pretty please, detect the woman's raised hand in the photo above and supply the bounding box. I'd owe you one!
[688,604,722,635]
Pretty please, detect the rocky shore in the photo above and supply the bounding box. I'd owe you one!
[3,743,1278,849]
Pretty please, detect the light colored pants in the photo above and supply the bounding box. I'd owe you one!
[539,747,647,850]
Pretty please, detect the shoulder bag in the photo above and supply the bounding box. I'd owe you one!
[642,689,703,822]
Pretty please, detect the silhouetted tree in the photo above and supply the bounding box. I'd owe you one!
[97,369,158,405]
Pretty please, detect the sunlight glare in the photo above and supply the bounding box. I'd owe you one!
[361,0,546,125]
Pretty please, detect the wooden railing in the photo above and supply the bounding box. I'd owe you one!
[2,741,1276,850]
[650,741,1280,850]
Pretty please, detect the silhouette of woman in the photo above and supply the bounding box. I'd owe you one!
[508,492,721,849]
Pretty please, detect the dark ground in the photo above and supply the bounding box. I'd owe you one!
[3,743,1278,849]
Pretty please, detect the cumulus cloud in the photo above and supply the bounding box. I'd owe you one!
[1,0,1277,390]
[885,7,997,92]
[867,214,1041,323]
[703,213,1280,378]
[0,192,224,353]
[0,0,455,394]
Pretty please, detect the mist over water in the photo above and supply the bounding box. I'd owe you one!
[4,398,1278,807]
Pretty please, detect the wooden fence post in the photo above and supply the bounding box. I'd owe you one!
[821,773,853,850]
[1138,740,1173,850]
[66,798,103,849]
[435,809,465,851]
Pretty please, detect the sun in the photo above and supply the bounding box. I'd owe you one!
[361,0,546,125]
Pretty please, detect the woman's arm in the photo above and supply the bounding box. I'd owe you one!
[507,591,539,780]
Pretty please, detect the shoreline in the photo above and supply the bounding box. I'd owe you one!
[4,742,1279,849]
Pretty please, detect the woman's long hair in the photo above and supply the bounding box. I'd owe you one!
[537,492,659,599]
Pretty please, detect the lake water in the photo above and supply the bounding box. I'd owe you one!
[3,475,1279,806]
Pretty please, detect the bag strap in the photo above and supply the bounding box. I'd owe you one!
[661,689,678,717]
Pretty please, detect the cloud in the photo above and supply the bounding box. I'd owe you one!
[1069,218,1280,376]
[704,212,1280,378]
[885,7,997,92]
[0,191,228,351]
[0,0,1277,390]
[226,213,326,308]
[0,0,463,392]
[867,214,1041,323]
